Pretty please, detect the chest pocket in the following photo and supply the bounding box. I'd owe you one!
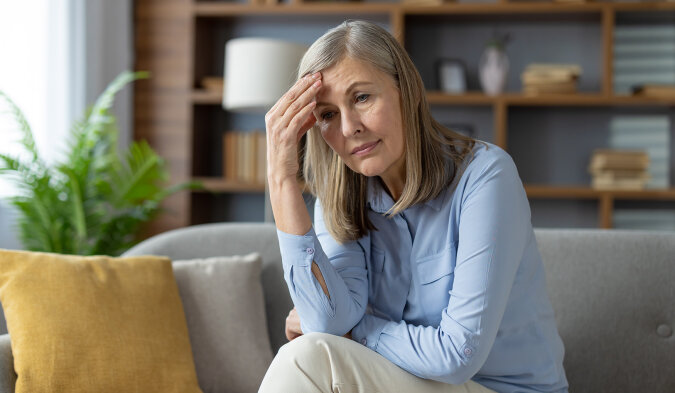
[417,246,456,284]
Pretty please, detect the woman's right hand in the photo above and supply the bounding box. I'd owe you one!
[265,72,322,186]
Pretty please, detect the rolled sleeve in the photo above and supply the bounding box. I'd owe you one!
[276,207,368,336]
[276,227,321,268]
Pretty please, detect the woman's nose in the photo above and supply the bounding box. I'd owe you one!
[340,110,362,138]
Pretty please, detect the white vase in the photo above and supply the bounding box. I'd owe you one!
[479,46,509,96]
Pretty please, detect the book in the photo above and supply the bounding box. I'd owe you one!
[521,72,578,85]
[614,209,675,231]
[591,177,649,190]
[614,42,675,55]
[224,132,236,181]
[614,25,675,40]
[609,115,670,189]
[588,168,650,179]
[200,77,224,92]
[589,149,650,171]
[523,83,577,95]
[257,132,267,185]
[523,64,582,75]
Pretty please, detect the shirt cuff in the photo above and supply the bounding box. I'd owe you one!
[350,313,389,352]
[276,226,321,268]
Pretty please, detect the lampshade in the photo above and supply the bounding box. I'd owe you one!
[223,38,308,114]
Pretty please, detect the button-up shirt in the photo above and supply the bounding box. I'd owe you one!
[276,142,569,392]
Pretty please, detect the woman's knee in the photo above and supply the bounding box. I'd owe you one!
[259,333,340,393]
[277,332,337,364]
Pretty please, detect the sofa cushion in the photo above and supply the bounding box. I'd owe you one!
[0,248,202,393]
[173,253,274,393]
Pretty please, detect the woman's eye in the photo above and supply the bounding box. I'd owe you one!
[321,112,334,121]
[356,94,369,103]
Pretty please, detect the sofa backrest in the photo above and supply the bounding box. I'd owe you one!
[124,224,675,393]
[535,228,675,393]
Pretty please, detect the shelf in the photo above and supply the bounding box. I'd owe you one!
[193,180,675,201]
[193,3,394,16]
[428,91,675,106]
[525,185,675,201]
[192,1,675,17]
[194,90,675,107]
[136,0,675,233]
[193,177,308,194]
[194,177,265,193]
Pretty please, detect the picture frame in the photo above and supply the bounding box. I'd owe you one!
[436,58,468,94]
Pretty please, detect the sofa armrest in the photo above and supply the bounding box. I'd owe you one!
[0,334,15,393]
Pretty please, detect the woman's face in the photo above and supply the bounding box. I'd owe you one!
[312,56,406,179]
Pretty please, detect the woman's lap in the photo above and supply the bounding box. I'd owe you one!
[258,332,495,393]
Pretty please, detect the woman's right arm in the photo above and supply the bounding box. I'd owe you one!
[266,72,367,336]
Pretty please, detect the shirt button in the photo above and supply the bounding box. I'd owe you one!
[361,338,367,346]
[463,347,473,356]
[306,247,314,255]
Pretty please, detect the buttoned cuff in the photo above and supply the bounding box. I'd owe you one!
[276,227,321,268]
[350,313,389,352]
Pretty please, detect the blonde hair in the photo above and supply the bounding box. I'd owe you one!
[298,20,486,243]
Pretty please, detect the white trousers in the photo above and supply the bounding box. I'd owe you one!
[258,332,496,393]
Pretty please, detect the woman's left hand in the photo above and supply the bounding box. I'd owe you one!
[285,307,353,341]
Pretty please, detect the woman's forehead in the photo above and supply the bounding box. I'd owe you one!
[321,57,382,81]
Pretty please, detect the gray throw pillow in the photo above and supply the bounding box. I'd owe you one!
[172,253,274,393]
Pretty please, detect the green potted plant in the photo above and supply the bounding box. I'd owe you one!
[0,71,198,256]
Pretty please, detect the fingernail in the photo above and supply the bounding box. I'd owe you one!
[312,72,320,79]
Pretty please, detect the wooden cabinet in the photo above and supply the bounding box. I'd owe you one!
[134,0,675,236]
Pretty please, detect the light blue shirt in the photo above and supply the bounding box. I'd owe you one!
[276,142,568,393]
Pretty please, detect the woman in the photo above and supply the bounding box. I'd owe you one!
[259,20,568,393]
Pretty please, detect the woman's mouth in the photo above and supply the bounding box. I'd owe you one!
[351,140,380,156]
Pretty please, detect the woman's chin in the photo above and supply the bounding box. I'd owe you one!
[354,165,383,177]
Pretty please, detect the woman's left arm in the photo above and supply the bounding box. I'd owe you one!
[351,150,530,384]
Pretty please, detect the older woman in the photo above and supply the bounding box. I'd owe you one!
[260,20,568,393]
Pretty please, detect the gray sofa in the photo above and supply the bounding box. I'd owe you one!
[0,223,673,392]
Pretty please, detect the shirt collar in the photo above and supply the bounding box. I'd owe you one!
[366,167,453,214]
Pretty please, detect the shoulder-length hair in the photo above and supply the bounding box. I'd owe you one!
[298,20,486,244]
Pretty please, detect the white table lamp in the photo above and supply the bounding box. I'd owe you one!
[223,38,308,113]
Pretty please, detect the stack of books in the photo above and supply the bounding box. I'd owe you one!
[521,63,581,95]
[610,116,670,189]
[200,76,224,93]
[614,25,675,94]
[222,130,266,185]
[588,149,650,190]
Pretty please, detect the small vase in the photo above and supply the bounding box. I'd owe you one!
[479,46,509,96]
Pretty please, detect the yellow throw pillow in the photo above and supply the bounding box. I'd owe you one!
[0,249,203,393]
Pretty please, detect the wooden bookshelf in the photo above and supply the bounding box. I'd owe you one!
[194,90,675,107]
[135,0,675,235]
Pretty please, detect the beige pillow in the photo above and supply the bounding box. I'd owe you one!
[0,248,202,393]
[172,253,274,393]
